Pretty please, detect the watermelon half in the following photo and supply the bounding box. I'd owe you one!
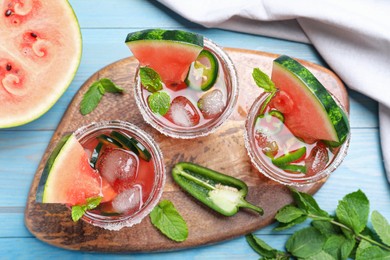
[36,134,116,206]
[125,29,203,86]
[0,0,82,128]
[270,55,349,145]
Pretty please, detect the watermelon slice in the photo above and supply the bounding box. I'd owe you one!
[0,0,82,128]
[36,134,116,206]
[270,55,349,145]
[125,29,203,86]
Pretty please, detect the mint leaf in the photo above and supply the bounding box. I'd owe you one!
[323,235,355,260]
[140,67,163,93]
[71,197,101,222]
[356,246,390,260]
[312,220,341,238]
[150,200,188,242]
[85,197,102,210]
[336,190,369,234]
[80,82,103,115]
[356,239,373,258]
[245,234,289,259]
[274,215,307,231]
[99,78,124,93]
[275,205,305,223]
[71,205,85,222]
[80,78,124,115]
[148,91,170,116]
[252,68,276,92]
[372,210,390,246]
[290,188,329,218]
[286,227,326,258]
[305,250,335,260]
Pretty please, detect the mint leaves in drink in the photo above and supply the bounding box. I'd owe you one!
[71,197,102,222]
[150,200,188,242]
[139,66,163,92]
[252,68,277,115]
[247,189,390,260]
[80,78,124,115]
[148,91,170,116]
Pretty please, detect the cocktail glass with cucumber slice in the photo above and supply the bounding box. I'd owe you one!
[126,29,238,139]
[36,120,165,230]
[245,56,350,186]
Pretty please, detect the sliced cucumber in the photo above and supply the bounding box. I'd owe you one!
[97,134,123,148]
[185,50,219,91]
[89,142,103,169]
[110,131,151,162]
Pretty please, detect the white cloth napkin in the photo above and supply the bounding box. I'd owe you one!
[159,0,390,181]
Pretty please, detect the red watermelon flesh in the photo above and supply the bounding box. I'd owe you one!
[128,41,202,86]
[42,135,117,206]
[270,64,338,143]
[0,0,82,128]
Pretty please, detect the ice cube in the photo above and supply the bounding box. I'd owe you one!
[112,184,143,214]
[255,131,278,158]
[197,89,225,119]
[97,148,139,191]
[305,143,329,175]
[165,96,200,127]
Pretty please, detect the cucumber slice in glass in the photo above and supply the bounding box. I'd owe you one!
[185,50,219,91]
[97,134,123,148]
[89,142,103,169]
[110,131,151,162]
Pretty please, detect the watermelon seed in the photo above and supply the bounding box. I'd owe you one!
[31,32,37,38]
[6,64,12,71]
[5,9,12,16]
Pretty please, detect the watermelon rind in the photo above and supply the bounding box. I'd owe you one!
[125,29,203,47]
[273,55,349,145]
[0,1,82,128]
[36,134,72,202]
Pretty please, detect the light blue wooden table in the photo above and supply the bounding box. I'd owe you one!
[1,0,389,258]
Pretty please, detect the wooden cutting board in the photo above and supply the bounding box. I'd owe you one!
[25,48,348,252]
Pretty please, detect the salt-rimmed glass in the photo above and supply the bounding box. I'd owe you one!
[244,93,350,186]
[134,38,238,139]
[73,120,165,230]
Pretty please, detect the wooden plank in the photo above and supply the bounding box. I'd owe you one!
[69,0,197,29]
[0,236,266,259]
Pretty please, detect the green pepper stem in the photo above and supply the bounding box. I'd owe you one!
[176,169,215,190]
[239,198,264,215]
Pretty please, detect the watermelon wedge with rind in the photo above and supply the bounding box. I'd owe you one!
[270,55,349,145]
[125,29,203,85]
[0,0,82,128]
[36,134,116,206]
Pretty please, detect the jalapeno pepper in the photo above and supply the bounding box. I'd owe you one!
[172,162,263,217]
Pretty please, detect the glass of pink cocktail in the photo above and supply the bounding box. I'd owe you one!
[133,38,238,139]
[74,120,165,230]
[244,56,350,186]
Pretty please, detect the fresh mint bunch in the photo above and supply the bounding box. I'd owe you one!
[80,78,124,115]
[247,189,390,259]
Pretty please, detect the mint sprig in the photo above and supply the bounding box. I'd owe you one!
[71,197,102,222]
[80,78,124,115]
[148,91,170,116]
[150,200,188,242]
[252,68,277,115]
[247,189,390,260]
[139,66,163,93]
